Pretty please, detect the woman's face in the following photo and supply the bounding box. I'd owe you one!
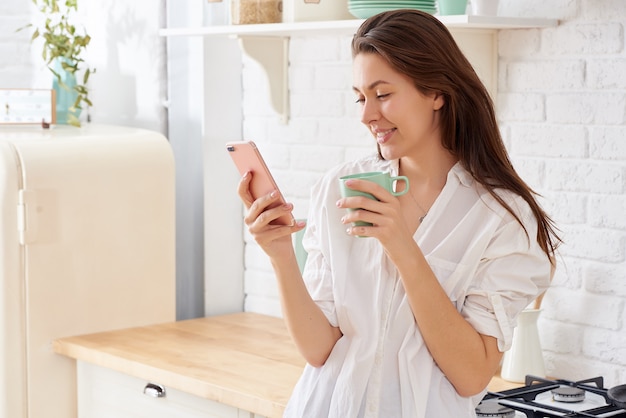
[352,52,444,161]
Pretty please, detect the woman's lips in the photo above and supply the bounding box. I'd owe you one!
[375,128,396,145]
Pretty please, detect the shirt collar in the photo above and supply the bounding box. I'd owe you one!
[450,161,474,187]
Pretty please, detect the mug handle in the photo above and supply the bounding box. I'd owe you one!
[390,176,410,196]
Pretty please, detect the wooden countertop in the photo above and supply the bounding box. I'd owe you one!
[54,312,520,418]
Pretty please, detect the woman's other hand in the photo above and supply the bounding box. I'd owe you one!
[337,178,414,250]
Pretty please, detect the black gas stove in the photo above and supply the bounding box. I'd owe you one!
[476,375,626,417]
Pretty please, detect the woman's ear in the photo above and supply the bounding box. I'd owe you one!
[433,93,445,111]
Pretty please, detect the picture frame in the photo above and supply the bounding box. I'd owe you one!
[0,89,56,125]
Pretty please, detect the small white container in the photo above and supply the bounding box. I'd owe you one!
[501,309,546,383]
[282,0,353,23]
[470,0,499,16]
[205,0,231,26]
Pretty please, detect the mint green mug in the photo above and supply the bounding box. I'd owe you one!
[339,171,410,227]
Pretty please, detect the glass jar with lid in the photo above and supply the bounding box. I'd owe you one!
[231,0,282,24]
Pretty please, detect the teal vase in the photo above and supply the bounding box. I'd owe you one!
[52,58,81,125]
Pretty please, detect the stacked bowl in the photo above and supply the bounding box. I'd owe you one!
[348,0,438,19]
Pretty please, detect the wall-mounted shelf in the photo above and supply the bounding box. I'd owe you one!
[159,16,558,123]
[159,15,558,38]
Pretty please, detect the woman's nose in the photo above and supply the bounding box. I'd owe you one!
[360,99,379,125]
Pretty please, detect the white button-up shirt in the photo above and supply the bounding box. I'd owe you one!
[284,155,551,418]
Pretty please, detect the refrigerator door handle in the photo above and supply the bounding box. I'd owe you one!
[17,189,38,245]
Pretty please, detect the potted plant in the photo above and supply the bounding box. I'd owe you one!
[20,0,94,127]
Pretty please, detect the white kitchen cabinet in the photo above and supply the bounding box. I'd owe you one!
[77,362,263,418]
[55,314,303,418]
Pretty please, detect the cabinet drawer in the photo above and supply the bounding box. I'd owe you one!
[77,362,264,418]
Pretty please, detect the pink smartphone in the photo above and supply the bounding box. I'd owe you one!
[226,141,295,226]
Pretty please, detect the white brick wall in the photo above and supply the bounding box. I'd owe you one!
[241,0,626,387]
[498,0,626,387]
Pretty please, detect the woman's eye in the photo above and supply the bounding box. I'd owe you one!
[355,92,389,104]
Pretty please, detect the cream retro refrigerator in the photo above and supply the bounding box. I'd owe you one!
[0,124,176,418]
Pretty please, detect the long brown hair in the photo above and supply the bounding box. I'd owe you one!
[352,9,561,264]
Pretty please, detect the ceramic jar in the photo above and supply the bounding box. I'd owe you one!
[470,0,499,16]
[501,309,546,383]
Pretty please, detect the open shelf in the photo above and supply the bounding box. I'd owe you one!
[159,15,558,38]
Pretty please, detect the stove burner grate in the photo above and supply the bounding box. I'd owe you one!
[475,399,516,417]
[479,375,626,418]
[551,386,586,403]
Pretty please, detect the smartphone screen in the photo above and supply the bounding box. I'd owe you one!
[226,141,295,226]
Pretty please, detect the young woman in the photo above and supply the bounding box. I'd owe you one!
[237,9,560,417]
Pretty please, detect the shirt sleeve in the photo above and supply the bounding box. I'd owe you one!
[461,198,552,352]
[301,176,339,328]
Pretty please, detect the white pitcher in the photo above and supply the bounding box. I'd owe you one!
[500,308,546,383]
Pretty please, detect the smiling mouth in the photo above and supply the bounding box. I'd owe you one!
[375,128,396,144]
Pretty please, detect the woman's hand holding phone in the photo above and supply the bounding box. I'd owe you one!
[227,141,305,256]
[237,170,305,258]
[226,141,295,226]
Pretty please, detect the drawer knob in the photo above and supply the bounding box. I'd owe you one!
[143,383,167,398]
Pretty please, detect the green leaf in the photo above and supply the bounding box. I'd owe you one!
[31,0,95,120]
[16,23,34,34]
[67,114,81,127]
[30,28,40,41]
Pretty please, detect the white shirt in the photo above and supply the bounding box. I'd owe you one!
[284,155,551,418]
